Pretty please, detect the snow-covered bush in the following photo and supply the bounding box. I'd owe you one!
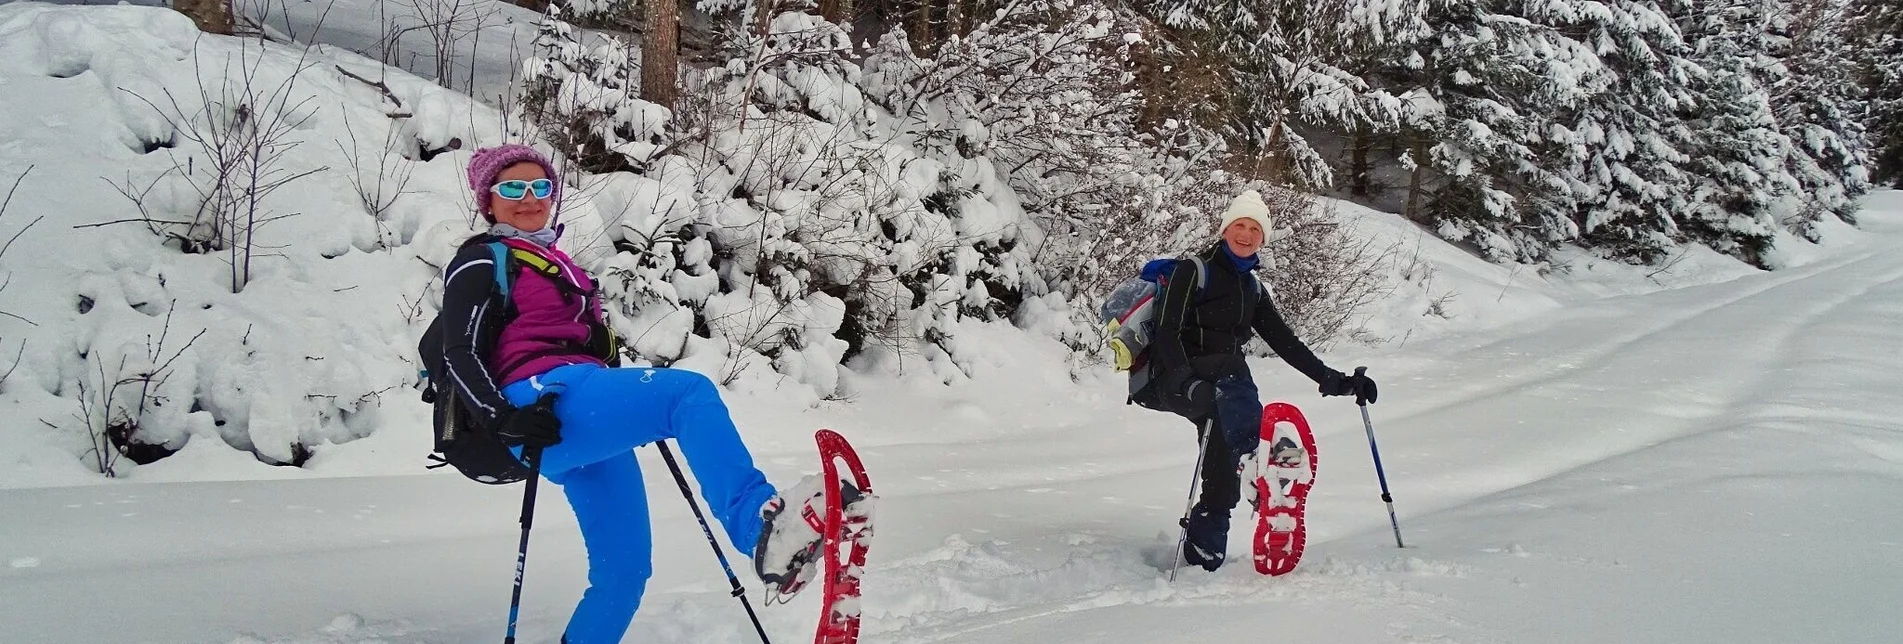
[108,38,330,292]
[522,4,992,393]
[1255,189,1390,351]
[0,3,511,476]
[520,0,1395,386]
[862,2,1263,354]
[518,4,659,175]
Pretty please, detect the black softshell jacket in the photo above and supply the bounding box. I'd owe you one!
[1149,242,1335,389]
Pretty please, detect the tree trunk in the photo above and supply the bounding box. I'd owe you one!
[643,0,681,109]
[1404,139,1426,221]
[176,0,233,35]
[1258,120,1288,185]
[1350,125,1371,197]
[909,0,935,53]
[820,0,853,24]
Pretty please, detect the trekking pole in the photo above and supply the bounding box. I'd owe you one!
[656,440,773,644]
[1168,419,1213,582]
[503,445,542,644]
[504,392,558,644]
[1353,367,1404,548]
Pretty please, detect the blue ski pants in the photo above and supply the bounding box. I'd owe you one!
[503,363,778,644]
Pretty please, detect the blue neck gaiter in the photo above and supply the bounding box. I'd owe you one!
[1222,243,1259,271]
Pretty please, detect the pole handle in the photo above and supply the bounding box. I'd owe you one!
[1352,366,1371,406]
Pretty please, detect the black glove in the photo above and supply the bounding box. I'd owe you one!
[1160,366,1217,404]
[1320,369,1379,404]
[495,400,562,448]
[1157,365,1193,397]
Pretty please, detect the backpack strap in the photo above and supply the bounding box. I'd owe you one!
[1186,256,1207,291]
[488,242,513,299]
[494,242,593,298]
[508,248,557,275]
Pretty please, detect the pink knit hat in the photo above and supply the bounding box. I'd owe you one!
[467,144,562,220]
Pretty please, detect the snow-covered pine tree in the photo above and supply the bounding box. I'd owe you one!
[1127,0,1399,190]
[1511,0,1710,265]
[1762,0,1871,233]
[663,6,897,389]
[1369,0,1578,262]
[1850,0,1903,186]
[1332,0,1435,200]
[1673,0,1798,265]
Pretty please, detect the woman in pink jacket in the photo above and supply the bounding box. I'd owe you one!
[431,144,864,644]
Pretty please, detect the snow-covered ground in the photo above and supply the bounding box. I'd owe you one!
[3,3,1901,643]
[6,192,1900,643]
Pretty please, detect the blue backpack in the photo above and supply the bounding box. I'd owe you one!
[1098,256,1206,372]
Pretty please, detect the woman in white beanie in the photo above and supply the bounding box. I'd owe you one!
[1140,189,1377,572]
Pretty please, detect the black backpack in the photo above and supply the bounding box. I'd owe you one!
[418,238,626,483]
[417,240,539,484]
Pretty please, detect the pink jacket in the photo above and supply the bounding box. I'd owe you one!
[490,238,606,385]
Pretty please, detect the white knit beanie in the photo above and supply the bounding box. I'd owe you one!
[1219,190,1272,235]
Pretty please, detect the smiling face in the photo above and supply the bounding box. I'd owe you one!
[488,161,551,232]
[1222,217,1264,257]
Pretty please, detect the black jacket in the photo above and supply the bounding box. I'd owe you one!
[1150,242,1337,391]
[435,237,517,429]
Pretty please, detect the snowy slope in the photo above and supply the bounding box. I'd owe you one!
[231,0,545,104]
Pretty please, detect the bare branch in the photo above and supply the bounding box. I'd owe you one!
[75,217,199,229]
[0,208,43,259]
[334,64,406,109]
[0,165,32,219]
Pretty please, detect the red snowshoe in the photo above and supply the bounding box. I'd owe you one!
[813,429,874,644]
[1251,402,1318,576]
